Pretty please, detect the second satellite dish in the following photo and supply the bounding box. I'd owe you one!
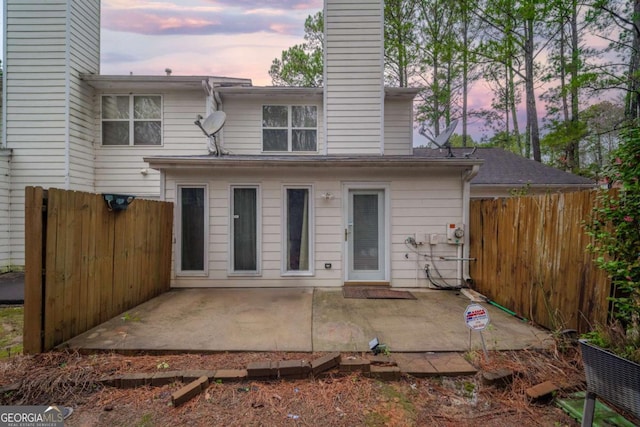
[418,119,458,158]
[195,111,227,156]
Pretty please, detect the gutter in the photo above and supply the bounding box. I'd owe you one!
[462,164,481,283]
[144,155,484,171]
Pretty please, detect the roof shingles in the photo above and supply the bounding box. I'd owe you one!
[413,147,595,186]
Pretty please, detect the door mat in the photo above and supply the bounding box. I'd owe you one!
[343,288,416,300]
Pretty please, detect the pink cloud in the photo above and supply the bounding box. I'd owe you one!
[209,0,322,10]
[102,1,316,36]
[103,10,222,34]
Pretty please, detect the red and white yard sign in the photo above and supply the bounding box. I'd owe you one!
[464,303,490,330]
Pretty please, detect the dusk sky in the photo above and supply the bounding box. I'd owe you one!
[99,0,323,85]
[2,0,612,143]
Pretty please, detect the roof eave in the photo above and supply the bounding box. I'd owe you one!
[472,183,596,188]
[144,156,483,170]
[80,74,252,91]
[215,86,419,100]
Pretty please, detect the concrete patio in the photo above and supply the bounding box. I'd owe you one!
[62,287,553,354]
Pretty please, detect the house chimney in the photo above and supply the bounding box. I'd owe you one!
[324,0,384,155]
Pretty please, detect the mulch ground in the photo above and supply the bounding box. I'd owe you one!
[0,346,591,426]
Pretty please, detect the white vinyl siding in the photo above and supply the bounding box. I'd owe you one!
[221,97,324,155]
[0,83,3,148]
[0,151,11,271]
[95,90,207,198]
[163,167,465,288]
[389,169,464,287]
[384,98,414,155]
[325,0,384,155]
[5,0,100,266]
[68,0,99,191]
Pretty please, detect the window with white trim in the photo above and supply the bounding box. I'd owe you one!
[262,105,317,152]
[177,185,207,274]
[101,95,162,146]
[231,185,261,274]
[283,186,313,275]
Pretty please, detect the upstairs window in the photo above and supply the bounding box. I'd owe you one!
[101,95,162,146]
[262,105,317,152]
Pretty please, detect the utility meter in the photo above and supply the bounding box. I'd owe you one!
[447,223,465,244]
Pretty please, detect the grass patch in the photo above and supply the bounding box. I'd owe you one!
[364,411,389,426]
[379,382,416,416]
[135,413,154,427]
[0,305,24,358]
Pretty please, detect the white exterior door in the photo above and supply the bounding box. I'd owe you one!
[346,189,386,281]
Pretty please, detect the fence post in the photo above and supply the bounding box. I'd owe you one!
[23,186,45,354]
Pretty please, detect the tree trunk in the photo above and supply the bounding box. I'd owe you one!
[525,17,541,161]
[569,0,581,171]
[462,7,469,147]
[625,0,640,123]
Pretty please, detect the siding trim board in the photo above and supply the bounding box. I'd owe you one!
[64,1,71,188]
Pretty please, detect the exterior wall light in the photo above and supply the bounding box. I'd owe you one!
[103,194,135,211]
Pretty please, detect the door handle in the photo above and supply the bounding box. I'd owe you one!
[345,223,353,241]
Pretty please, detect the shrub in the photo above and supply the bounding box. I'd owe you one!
[585,127,640,362]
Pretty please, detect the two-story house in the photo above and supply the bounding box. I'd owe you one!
[3,0,482,288]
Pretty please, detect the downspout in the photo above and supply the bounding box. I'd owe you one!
[378,0,384,156]
[214,89,222,111]
[2,1,6,150]
[202,79,213,114]
[203,78,223,112]
[461,164,480,283]
[322,0,328,156]
[202,78,226,154]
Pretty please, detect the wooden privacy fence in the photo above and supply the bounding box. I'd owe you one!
[469,190,611,334]
[24,187,173,353]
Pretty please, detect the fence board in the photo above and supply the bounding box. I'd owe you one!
[97,196,115,324]
[50,188,66,348]
[78,191,92,334]
[23,187,44,354]
[470,190,611,333]
[23,187,173,352]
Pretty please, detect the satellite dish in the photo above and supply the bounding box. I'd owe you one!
[418,119,459,158]
[201,111,226,136]
[195,111,227,156]
[433,119,458,149]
